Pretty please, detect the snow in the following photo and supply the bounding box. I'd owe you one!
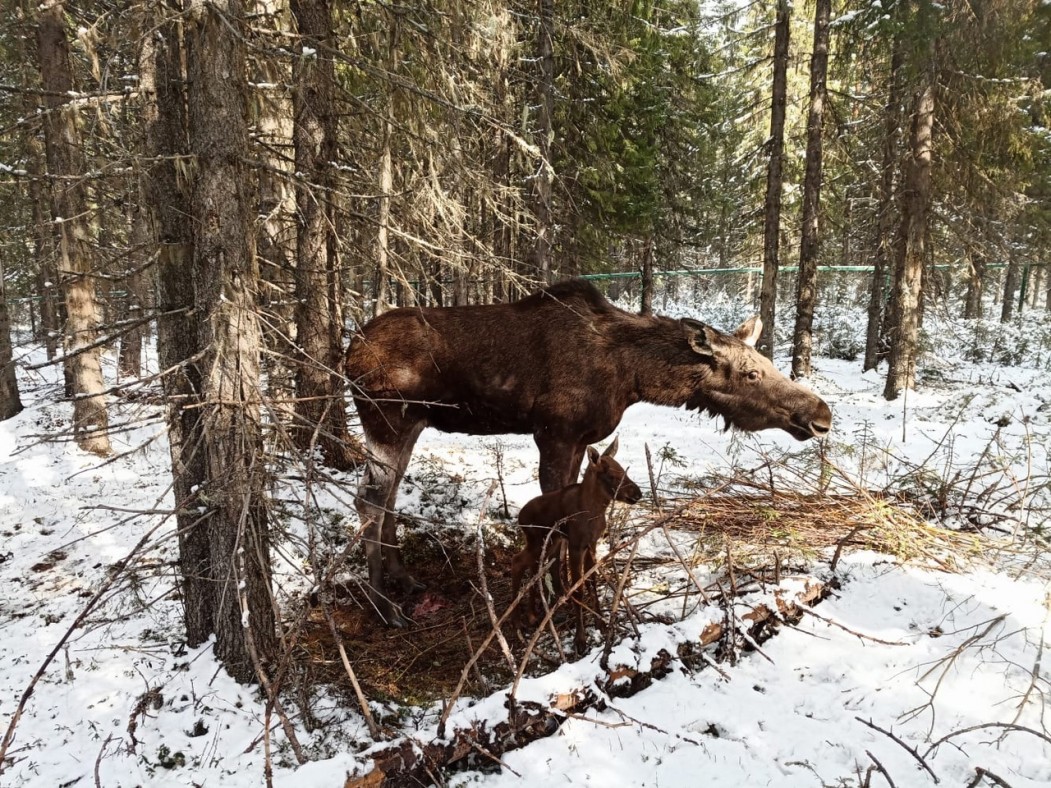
[1,302,1050,787]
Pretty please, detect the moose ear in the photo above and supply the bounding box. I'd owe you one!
[602,436,619,458]
[681,318,715,358]
[587,446,601,465]
[734,316,762,347]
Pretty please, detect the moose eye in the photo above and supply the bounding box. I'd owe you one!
[746,370,761,382]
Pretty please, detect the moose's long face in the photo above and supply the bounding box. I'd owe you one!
[682,316,832,441]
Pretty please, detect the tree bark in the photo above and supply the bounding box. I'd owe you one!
[186,0,276,681]
[35,0,111,456]
[791,0,831,379]
[864,41,905,371]
[963,220,988,319]
[373,17,398,318]
[27,135,62,362]
[254,0,298,424]
[758,0,791,360]
[884,75,935,400]
[291,0,359,470]
[1000,252,1020,322]
[0,253,23,421]
[531,0,555,282]
[142,3,213,647]
[639,238,654,316]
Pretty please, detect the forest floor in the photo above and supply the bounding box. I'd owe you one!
[1,305,1050,787]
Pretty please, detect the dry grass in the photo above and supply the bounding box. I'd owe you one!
[292,488,1021,710]
[656,489,993,573]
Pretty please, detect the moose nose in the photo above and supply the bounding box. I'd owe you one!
[810,402,833,437]
[809,418,831,437]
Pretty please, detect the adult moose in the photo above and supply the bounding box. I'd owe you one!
[346,279,832,625]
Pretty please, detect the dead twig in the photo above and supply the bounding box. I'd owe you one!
[966,766,1015,788]
[799,606,909,646]
[866,749,897,788]
[924,721,1051,757]
[856,716,939,784]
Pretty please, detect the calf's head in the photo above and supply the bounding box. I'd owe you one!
[682,316,832,441]
[585,438,643,504]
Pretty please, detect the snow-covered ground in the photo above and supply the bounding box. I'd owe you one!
[1,304,1049,787]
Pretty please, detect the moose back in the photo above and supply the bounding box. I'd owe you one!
[345,279,832,625]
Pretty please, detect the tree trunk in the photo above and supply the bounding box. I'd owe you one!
[964,220,988,319]
[0,253,23,421]
[254,0,297,424]
[884,76,935,400]
[1000,253,1020,322]
[142,4,212,647]
[186,0,276,681]
[27,136,61,361]
[118,191,148,380]
[639,238,654,316]
[531,0,555,282]
[964,252,986,318]
[373,19,398,318]
[291,0,359,470]
[863,38,905,371]
[758,0,791,360]
[791,0,831,379]
[36,0,111,456]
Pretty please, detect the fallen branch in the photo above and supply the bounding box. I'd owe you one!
[346,577,828,787]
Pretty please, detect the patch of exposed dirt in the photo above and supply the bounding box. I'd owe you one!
[296,528,530,705]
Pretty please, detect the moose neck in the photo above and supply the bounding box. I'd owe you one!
[579,470,612,512]
[611,315,715,413]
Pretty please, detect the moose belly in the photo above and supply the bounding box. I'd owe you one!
[425,400,532,435]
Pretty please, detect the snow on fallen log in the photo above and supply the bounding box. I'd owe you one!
[346,576,830,787]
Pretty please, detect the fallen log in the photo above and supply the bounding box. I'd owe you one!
[346,577,829,787]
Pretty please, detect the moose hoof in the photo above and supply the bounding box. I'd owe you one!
[396,574,427,594]
[374,600,411,628]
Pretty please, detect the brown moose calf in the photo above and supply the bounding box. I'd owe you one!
[510,438,642,654]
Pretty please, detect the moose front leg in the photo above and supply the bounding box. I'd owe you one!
[356,458,407,627]
[535,437,586,493]
[355,424,425,627]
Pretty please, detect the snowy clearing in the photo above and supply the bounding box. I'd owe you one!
[1,308,1050,787]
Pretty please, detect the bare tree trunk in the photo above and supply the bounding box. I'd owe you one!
[1000,252,1020,322]
[863,38,904,371]
[373,19,398,318]
[142,4,212,647]
[884,75,935,400]
[291,0,359,470]
[254,0,297,423]
[639,238,654,316]
[27,136,61,361]
[791,0,831,379]
[35,0,111,456]
[964,252,986,318]
[186,0,276,681]
[118,191,148,380]
[964,218,988,319]
[0,253,22,421]
[758,0,791,360]
[531,0,554,282]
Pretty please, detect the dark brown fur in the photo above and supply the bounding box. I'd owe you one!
[510,438,642,654]
[346,279,832,625]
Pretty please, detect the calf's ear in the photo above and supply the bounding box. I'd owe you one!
[602,436,619,458]
[587,446,601,464]
[734,316,762,347]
